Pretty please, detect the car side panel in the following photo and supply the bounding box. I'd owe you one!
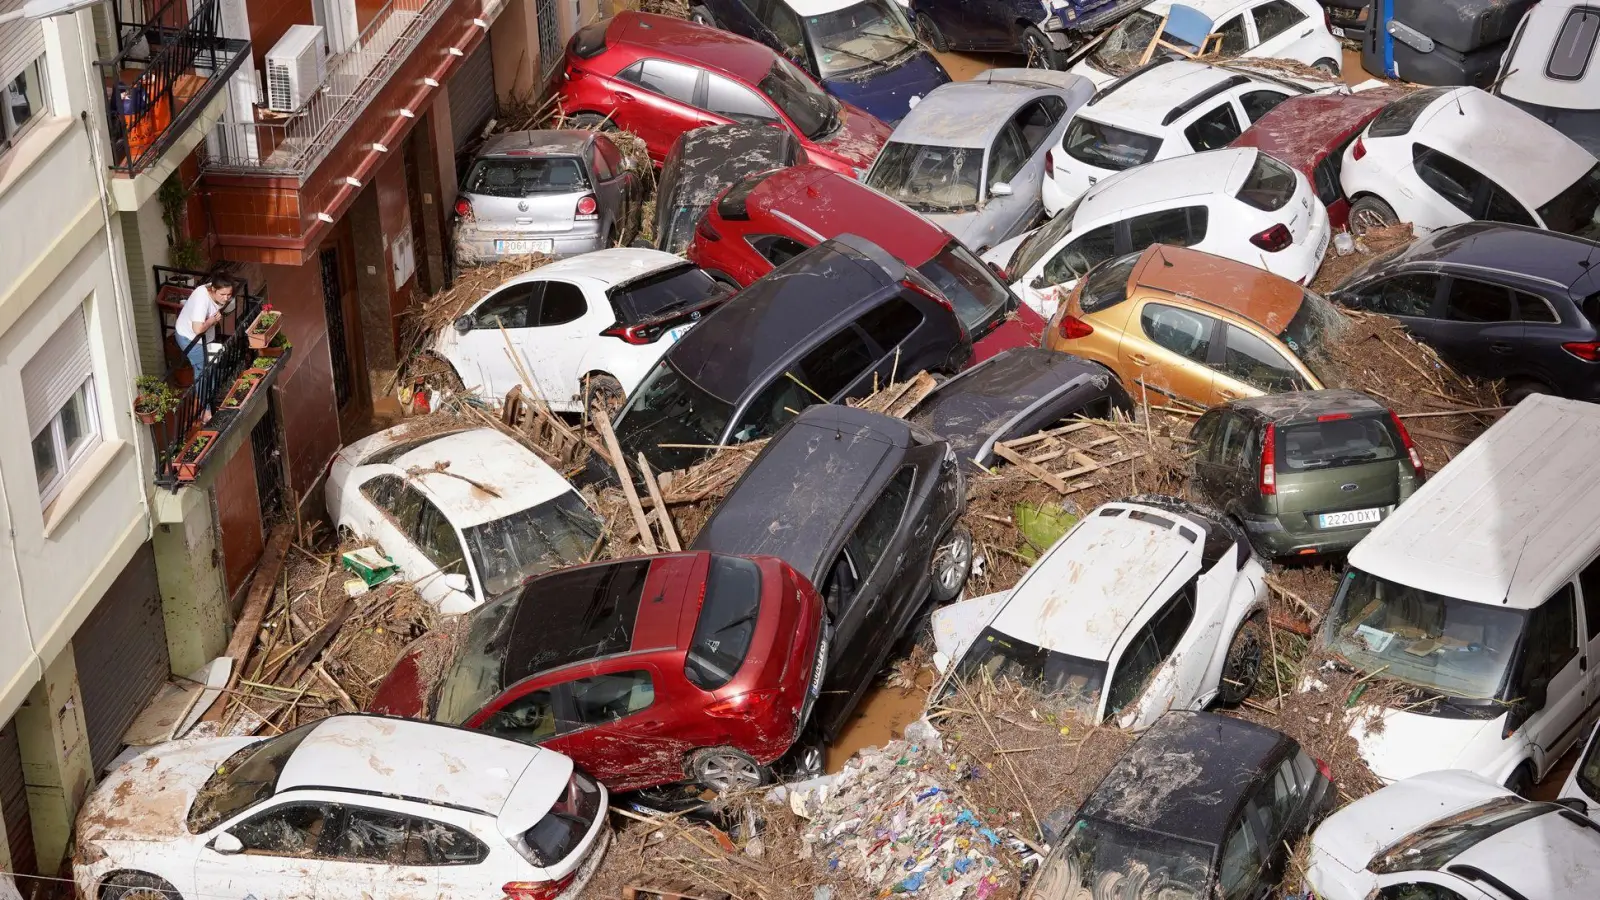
[1200,556,1268,704]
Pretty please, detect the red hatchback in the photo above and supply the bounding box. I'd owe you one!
[686,164,1045,362]
[553,13,891,178]
[369,552,826,793]
[1229,88,1408,231]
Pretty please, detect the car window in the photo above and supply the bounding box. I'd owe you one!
[1356,274,1438,317]
[409,489,467,575]
[1041,225,1117,284]
[1445,279,1513,322]
[988,124,1030,188]
[1313,156,1341,206]
[1376,885,1471,900]
[538,282,587,326]
[1219,413,1250,466]
[1185,103,1243,151]
[1217,819,1261,900]
[590,146,613,181]
[335,808,427,864]
[1104,584,1196,717]
[766,0,805,49]
[1252,0,1306,42]
[917,240,1013,332]
[1412,145,1484,215]
[1013,98,1064,154]
[1217,16,1250,54]
[1128,206,1208,249]
[465,157,589,198]
[1549,7,1600,80]
[232,803,335,858]
[859,298,924,352]
[1514,292,1560,324]
[1061,117,1164,171]
[360,474,403,511]
[473,283,542,329]
[1579,555,1600,641]
[749,234,811,266]
[1250,758,1304,842]
[627,59,700,104]
[1222,324,1310,392]
[569,670,655,726]
[1486,184,1536,227]
[705,73,779,124]
[375,477,425,535]
[597,136,625,174]
[479,688,558,742]
[685,555,764,689]
[1239,89,1289,123]
[799,326,876,398]
[1237,152,1298,212]
[1192,411,1222,455]
[847,466,914,577]
[1517,585,1579,690]
[1141,303,1216,363]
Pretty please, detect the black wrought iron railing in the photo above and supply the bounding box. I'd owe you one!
[101,0,250,175]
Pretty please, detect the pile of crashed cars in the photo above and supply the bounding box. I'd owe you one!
[74,4,1600,900]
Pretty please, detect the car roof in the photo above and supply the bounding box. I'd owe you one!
[1230,89,1405,169]
[1450,808,1600,896]
[1499,0,1600,110]
[1348,394,1600,609]
[502,556,665,682]
[502,247,689,289]
[990,499,1204,662]
[1226,388,1388,423]
[1077,148,1255,225]
[1407,88,1596,207]
[742,165,950,265]
[665,125,800,208]
[690,406,916,582]
[476,129,593,158]
[277,716,561,818]
[972,68,1096,94]
[1084,60,1253,125]
[1080,711,1290,844]
[611,12,778,84]
[887,80,1047,149]
[358,428,576,529]
[1130,243,1306,332]
[1392,221,1600,297]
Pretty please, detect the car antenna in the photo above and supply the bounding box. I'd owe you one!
[1453,87,1466,116]
[1502,536,1532,606]
[1156,245,1174,267]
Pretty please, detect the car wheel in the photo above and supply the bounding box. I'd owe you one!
[689,746,769,793]
[102,872,182,900]
[914,13,949,52]
[1348,196,1399,236]
[688,4,718,27]
[929,524,974,604]
[1504,380,1551,406]
[566,111,618,132]
[1022,27,1062,69]
[1217,614,1265,706]
[583,373,625,422]
[1505,762,1535,797]
[1312,57,1340,76]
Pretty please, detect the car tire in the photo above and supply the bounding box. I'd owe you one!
[567,112,618,132]
[1504,380,1551,406]
[689,746,769,793]
[688,5,718,27]
[915,13,950,53]
[101,872,182,900]
[1505,762,1535,797]
[1312,57,1340,76]
[1348,196,1399,236]
[1022,27,1063,70]
[1217,613,1265,706]
[929,523,974,604]
[583,373,625,422]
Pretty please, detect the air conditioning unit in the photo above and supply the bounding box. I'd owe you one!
[265,25,327,113]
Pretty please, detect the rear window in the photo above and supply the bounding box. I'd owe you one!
[1367,88,1450,138]
[715,170,780,221]
[1236,152,1298,212]
[1584,291,1600,329]
[609,265,725,323]
[685,556,764,689]
[1062,117,1163,171]
[1080,252,1141,314]
[916,241,1012,332]
[519,771,603,866]
[1279,415,1399,472]
[465,157,588,198]
[1548,8,1600,81]
[1536,162,1600,238]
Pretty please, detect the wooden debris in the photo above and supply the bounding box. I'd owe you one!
[206,526,292,723]
[637,453,681,552]
[594,408,658,553]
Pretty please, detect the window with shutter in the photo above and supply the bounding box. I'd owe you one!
[23,303,101,505]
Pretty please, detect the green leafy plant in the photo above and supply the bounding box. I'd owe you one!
[184,432,214,458]
[134,375,179,422]
[253,356,275,368]
[159,174,207,270]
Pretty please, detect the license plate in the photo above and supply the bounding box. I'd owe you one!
[1332,25,1345,37]
[665,324,691,343]
[809,634,829,697]
[496,239,553,254]
[1318,508,1381,529]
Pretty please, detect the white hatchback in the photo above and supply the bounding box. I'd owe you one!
[986,147,1330,319]
[431,248,729,413]
[325,425,603,614]
[75,715,611,900]
[1339,86,1600,238]
[931,496,1268,730]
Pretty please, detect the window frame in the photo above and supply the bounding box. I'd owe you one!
[620,59,702,106]
[562,668,658,730]
[0,55,50,155]
[471,282,544,330]
[32,376,100,506]
[1183,102,1243,152]
[1220,323,1311,393]
[227,800,340,859]
[1547,7,1600,82]
[536,281,589,327]
[704,72,780,125]
[1139,301,1218,365]
[1250,0,1308,43]
[1411,144,1486,216]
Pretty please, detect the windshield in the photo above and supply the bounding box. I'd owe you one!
[955,626,1108,720]
[466,157,588,197]
[615,360,736,471]
[866,142,982,212]
[1011,196,1082,276]
[917,241,1012,332]
[1062,117,1164,172]
[1370,796,1554,874]
[1280,416,1398,472]
[804,0,918,79]
[465,493,603,597]
[187,724,317,833]
[1537,162,1600,238]
[1088,10,1163,75]
[1279,291,1348,386]
[758,58,838,141]
[611,264,724,321]
[1081,252,1141,314]
[685,555,764,689]
[435,590,521,724]
[1034,817,1210,900]
[1323,568,1526,700]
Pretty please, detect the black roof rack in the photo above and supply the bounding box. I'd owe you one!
[1087,56,1176,107]
[1162,74,1251,126]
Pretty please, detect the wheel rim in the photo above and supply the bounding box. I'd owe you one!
[1025,35,1048,68]
[916,18,938,46]
[1352,207,1392,234]
[699,753,762,792]
[119,888,172,900]
[1225,630,1262,697]
[934,532,971,592]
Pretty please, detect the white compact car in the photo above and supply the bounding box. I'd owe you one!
[933,496,1267,730]
[1070,0,1342,88]
[1340,86,1600,238]
[1306,770,1600,900]
[1562,717,1600,816]
[431,248,729,412]
[325,425,603,614]
[74,715,611,900]
[986,147,1330,319]
[1043,59,1300,215]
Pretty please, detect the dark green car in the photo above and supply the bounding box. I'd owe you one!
[1189,390,1426,559]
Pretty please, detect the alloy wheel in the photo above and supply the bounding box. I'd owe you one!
[698,752,763,792]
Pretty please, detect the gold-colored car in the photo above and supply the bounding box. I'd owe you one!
[1043,244,1345,409]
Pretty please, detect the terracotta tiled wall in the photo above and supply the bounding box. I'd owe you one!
[213,439,264,598]
[245,0,315,72]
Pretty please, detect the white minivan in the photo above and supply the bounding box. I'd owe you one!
[1322,393,1600,794]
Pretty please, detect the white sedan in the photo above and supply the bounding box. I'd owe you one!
[325,425,603,614]
[932,496,1267,730]
[431,248,729,413]
[75,715,611,900]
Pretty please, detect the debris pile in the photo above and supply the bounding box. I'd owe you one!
[1309,222,1414,294]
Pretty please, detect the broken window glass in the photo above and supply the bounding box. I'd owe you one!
[464,492,603,596]
[232,803,334,858]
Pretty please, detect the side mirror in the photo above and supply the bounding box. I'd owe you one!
[453,315,473,334]
[986,260,1007,279]
[1526,677,1550,712]
[211,832,243,855]
[444,573,470,594]
[990,182,1013,197]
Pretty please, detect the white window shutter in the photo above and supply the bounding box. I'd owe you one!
[0,0,46,88]
[22,306,93,436]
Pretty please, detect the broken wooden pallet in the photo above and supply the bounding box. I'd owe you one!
[991,424,1145,494]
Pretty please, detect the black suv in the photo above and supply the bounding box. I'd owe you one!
[612,233,972,475]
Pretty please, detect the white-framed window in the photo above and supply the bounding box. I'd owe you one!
[1,54,48,154]
[23,305,101,506]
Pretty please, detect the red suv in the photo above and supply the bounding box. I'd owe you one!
[553,13,891,178]
[369,552,826,793]
[687,164,1045,362]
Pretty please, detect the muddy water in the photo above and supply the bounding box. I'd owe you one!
[825,671,935,772]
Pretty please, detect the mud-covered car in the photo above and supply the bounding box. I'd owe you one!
[651,124,803,256]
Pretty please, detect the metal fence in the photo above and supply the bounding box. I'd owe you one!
[537,0,563,76]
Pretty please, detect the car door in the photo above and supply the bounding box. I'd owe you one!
[587,142,624,238]
[1216,807,1269,900]
[1410,145,1485,227]
[1561,715,1600,814]
[1025,223,1118,313]
[1126,300,1221,406]
[1247,0,1312,60]
[1126,205,1208,255]
[1236,87,1293,125]
[727,324,880,443]
[193,800,342,900]
[515,279,594,408]
[1508,288,1569,389]
[546,665,693,791]
[1514,584,1587,775]
[978,121,1032,250]
[1341,269,1447,340]
[614,59,707,159]
[1210,411,1255,510]
[1243,757,1307,892]
[1215,322,1314,401]
[356,474,435,592]
[1577,555,1600,737]
[994,98,1065,236]
[1116,581,1206,726]
[324,804,439,900]
[450,280,544,401]
[1190,410,1227,498]
[1431,276,1523,378]
[1182,101,1245,153]
[405,484,476,611]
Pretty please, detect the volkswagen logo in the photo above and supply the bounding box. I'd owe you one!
[517,200,528,212]
[1340,482,1359,492]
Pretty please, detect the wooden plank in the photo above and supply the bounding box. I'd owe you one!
[999,421,1092,450]
[993,443,1069,493]
[594,408,659,553]
[637,453,681,552]
[1056,451,1145,480]
[1407,426,1471,446]
[204,525,292,722]
[279,597,355,687]
[885,371,939,419]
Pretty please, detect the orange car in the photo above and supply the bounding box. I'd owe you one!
[1043,245,1346,409]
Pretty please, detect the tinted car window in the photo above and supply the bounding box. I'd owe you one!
[569,670,655,725]
[617,361,737,470]
[1369,88,1450,138]
[733,373,811,442]
[1357,273,1438,317]
[1184,103,1242,152]
[1313,156,1341,206]
[1219,413,1250,466]
[750,233,811,266]
[1281,416,1398,471]
[474,283,542,329]
[1239,89,1289,123]
[800,326,876,398]
[988,124,1030,187]
[1375,885,1471,900]
[466,157,589,197]
[1237,152,1298,212]
[1252,0,1306,41]
[757,58,836,140]
[590,146,613,181]
[1141,303,1215,363]
[1062,118,1163,171]
[1042,225,1117,284]
[360,473,403,511]
[1518,586,1579,691]
[1128,207,1208,248]
[847,466,913,576]
[1535,163,1600,237]
[685,555,763,689]
[706,74,778,124]
[628,59,700,104]
[1486,185,1536,226]
[1515,291,1560,324]
[1582,555,1600,641]
[479,688,557,742]
[917,241,1011,332]
[859,298,924,351]
[609,265,724,323]
[1218,818,1260,900]
[1222,325,1309,392]
[1549,8,1600,81]
[1080,253,1141,314]
[1445,280,1513,322]
[539,282,587,325]
[1412,146,1483,215]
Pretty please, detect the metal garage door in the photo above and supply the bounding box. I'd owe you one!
[76,543,169,774]
[0,718,35,881]
[449,40,496,151]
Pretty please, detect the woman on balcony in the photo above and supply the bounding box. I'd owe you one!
[176,274,233,385]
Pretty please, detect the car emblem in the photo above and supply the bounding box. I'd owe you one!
[518,200,528,212]
[689,310,701,321]
[1341,482,1359,492]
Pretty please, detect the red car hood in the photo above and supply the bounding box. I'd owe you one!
[810,103,891,171]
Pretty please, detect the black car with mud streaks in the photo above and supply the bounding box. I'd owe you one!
[1036,711,1335,900]
[690,404,970,740]
[650,124,804,256]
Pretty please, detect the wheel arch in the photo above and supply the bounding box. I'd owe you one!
[96,869,182,900]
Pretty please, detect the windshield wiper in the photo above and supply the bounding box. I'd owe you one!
[860,27,918,53]
[820,42,885,69]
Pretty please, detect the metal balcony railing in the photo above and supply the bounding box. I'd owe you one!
[101,0,250,175]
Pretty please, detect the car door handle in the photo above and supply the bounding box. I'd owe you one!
[1490,342,1513,353]
[616,91,636,102]
[1300,28,1314,37]
[396,875,427,884]
[1130,353,1152,365]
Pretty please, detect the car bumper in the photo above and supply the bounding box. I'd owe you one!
[1041,170,1093,218]
[1240,511,1384,558]
[453,228,604,266]
[1269,204,1331,286]
[555,822,613,900]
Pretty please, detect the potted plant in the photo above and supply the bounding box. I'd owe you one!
[219,367,268,410]
[258,333,291,358]
[174,429,219,481]
[252,355,277,370]
[247,303,282,349]
[134,375,179,424]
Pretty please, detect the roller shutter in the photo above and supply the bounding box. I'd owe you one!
[0,718,35,881]
[0,0,45,87]
[448,40,496,152]
[76,544,169,774]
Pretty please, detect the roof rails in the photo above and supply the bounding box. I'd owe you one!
[1087,56,1176,107]
[1162,73,1252,125]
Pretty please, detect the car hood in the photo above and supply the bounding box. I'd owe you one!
[1311,769,1510,874]
[821,51,950,125]
[982,232,1027,273]
[1348,704,1505,783]
[926,210,983,245]
[931,590,1011,672]
[77,738,260,844]
[811,102,893,171]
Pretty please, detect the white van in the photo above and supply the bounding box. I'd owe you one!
[1321,394,1600,793]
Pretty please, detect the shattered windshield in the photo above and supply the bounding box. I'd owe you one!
[465,492,603,597]
[1537,162,1600,238]
[1323,568,1526,700]
[865,142,982,212]
[804,0,918,79]
[435,590,521,725]
[1369,796,1553,874]
[1032,816,1210,900]
[1088,11,1163,75]
[187,724,317,833]
[758,58,838,140]
[1278,290,1348,387]
[954,626,1107,720]
[614,360,736,471]
[1011,196,1082,276]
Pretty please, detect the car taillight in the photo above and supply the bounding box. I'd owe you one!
[1352,137,1366,161]
[1322,6,1331,31]
[503,876,574,900]
[1249,223,1293,252]
[1563,340,1600,361]
[1316,412,1350,422]
[1259,423,1277,496]
[575,195,598,219]
[1388,410,1425,480]
[602,322,660,345]
[1315,757,1333,782]
[696,217,721,242]
[1058,314,1093,340]
[1044,149,1054,178]
[900,277,955,315]
[705,689,779,718]
[454,197,472,219]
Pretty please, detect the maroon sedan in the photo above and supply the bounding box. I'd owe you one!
[1230,87,1408,230]
[551,12,890,177]
[686,164,1045,363]
[370,552,826,793]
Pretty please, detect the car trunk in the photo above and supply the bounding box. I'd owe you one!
[1272,414,1408,538]
[467,188,586,234]
[462,155,590,236]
